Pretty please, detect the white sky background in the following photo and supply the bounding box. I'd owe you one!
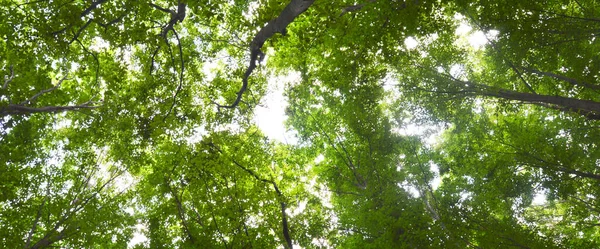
[253,71,300,145]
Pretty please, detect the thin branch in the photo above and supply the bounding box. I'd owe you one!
[200,176,231,249]
[339,0,376,17]
[149,2,173,14]
[164,177,195,244]
[68,19,93,44]
[31,169,123,249]
[570,196,600,214]
[25,179,51,249]
[229,174,252,246]
[164,28,185,121]
[80,0,108,18]
[464,11,536,94]
[149,45,161,75]
[531,8,600,23]
[95,10,129,30]
[520,66,600,91]
[573,0,587,13]
[17,0,49,6]
[3,65,14,90]
[308,112,365,187]
[74,38,100,88]
[20,74,69,105]
[207,143,294,249]
[51,0,107,36]
[493,138,600,181]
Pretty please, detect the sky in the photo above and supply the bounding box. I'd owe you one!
[253,71,300,145]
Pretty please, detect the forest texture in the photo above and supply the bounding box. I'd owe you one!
[1,0,600,248]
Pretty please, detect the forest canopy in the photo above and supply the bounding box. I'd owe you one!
[1,0,599,248]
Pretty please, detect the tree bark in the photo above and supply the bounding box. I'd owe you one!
[218,0,315,109]
[479,88,600,115]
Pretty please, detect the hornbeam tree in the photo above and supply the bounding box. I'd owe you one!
[1,0,599,248]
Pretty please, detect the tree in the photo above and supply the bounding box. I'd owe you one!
[1,0,599,248]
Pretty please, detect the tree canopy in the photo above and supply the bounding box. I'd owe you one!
[1,0,600,248]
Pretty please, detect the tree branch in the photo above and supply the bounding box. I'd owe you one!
[339,0,376,17]
[150,2,186,38]
[20,74,69,105]
[24,179,51,249]
[207,143,294,249]
[464,11,536,94]
[51,0,108,38]
[30,169,123,249]
[68,19,93,44]
[520,67,600,91]
[427,66,600,119]
[164,177,195,244]
[216,0,315,109]
[3,65,14,90]
[80,0,108,17]
[0,103,100,117]
[307,112,366,188]
[163,28,185,121]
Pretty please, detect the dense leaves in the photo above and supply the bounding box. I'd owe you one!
[1,0,599,248]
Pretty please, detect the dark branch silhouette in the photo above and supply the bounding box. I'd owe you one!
[0,72,101,117]
[520,66,600,91]
[148,2,187,121]
[52,0,109,43]
[339,0,376,17]
[216,0,315,109]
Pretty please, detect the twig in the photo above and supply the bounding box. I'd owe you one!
[339,0,376,17]
[24,179,51,249]
[20,74,69,105]
[463,10,536,94]
[163,28,185,121]
[68,19,93,44]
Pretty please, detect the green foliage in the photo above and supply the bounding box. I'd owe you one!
[1,0,599,248]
